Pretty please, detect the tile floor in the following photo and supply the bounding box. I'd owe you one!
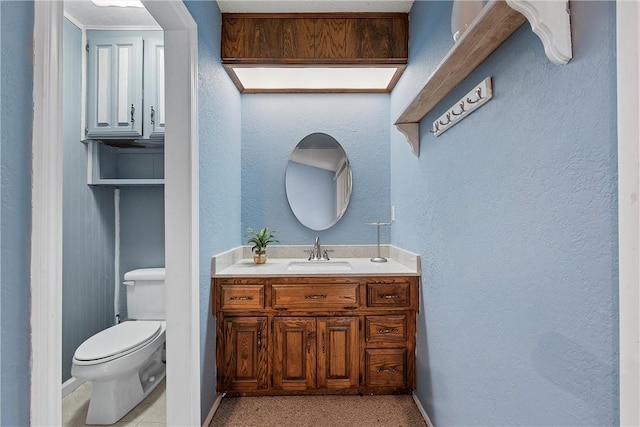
[62,378,166,426]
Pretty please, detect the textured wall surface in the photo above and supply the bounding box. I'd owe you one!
[62,18,116,383]
[390,1,619,425]
[0,1,33,424]
[118,187,164,319]
[242,94,391,246]
[185,1,243,421]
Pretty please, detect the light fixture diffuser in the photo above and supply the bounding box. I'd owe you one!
[228,66,405,93]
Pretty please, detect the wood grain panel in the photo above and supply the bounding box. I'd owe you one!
[223,317,268,391]
[282,18,315,59]
[245,18,283,59]
[220,284,264,310]
[314,18,346,59]
[365,348,407,387]
[317,317,359,389]
[221,16,244,59]
[365,315,407,343]
[273,283,359,309]
[366,281,410,307]
[222,13,408,64]
[274,317,316,391]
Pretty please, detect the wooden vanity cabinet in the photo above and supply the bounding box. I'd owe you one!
[213,275,418,396]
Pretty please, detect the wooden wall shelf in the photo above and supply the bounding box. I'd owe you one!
[395,0,572,156]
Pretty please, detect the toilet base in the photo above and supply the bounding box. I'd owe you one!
[85,346,165,425]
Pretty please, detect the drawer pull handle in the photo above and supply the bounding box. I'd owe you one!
[229,296,253,301]
[377,328,399,334]
[381,294,400,299]
[377,367,399,373]
[305,294,326,300]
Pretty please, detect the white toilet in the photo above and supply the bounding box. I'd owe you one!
[72,268,166,425]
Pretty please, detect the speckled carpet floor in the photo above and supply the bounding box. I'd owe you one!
[208,394,428,427]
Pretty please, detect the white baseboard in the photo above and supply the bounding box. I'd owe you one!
[202,392,225,427]
[62,377,85,399]
[412,392,435,427]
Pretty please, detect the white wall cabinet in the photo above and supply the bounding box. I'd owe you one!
[86,31,164,140]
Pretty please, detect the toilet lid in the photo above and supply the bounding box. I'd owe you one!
[74,321,163,362]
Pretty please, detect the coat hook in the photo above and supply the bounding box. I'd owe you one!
[439,112,452,126]
[466,87,483,104]
[451,101,466,116]
[428,121,440,134]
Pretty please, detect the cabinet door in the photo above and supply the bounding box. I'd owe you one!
[273,318,316,391]
[317,317,359,389]
[87,36,143,138]
[144,36,165,139]
[222,317,268,391]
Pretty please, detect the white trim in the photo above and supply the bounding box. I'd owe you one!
[62,377,86,399]
[31,1,64,425]
[141,1,201,425]
[63,11,85,31]
[83,25,162,31]
[618,1,640,425]
[412,392,435,427]
[202,393,226,427]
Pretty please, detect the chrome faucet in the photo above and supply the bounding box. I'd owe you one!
[309,237,330,261]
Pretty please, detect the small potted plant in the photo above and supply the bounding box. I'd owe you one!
[246,227,278,264]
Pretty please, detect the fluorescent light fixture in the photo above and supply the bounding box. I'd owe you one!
[228,66,404,92]
[91,0,144,8]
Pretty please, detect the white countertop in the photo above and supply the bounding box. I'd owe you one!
[211,245,420,278]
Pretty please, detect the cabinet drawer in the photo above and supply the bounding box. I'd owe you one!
[365,348,407,388]
[366,281,410,307]
[272,283,359,309]
[365,315,407,343]
[220,284,265,310]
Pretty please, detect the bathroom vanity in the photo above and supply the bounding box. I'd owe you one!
[211,246,420,397]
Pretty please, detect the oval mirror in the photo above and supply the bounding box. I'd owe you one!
[285,133,352,231]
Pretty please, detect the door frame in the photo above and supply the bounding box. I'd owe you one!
[617,1,640,425]
[30,1,200,425]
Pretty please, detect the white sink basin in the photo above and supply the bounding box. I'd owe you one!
[286,261,353,272]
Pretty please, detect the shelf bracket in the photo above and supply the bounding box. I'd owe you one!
[395,122,420,157]
[505,0,572,65]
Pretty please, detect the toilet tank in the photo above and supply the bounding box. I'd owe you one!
[124,268,165,320]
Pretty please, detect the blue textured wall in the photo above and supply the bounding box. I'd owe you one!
[390,1,618,425]
[62,18,116,383]
[0,1,33,424]
[118,187,164,318]
[242,94,390,246]
[185,1,242,421]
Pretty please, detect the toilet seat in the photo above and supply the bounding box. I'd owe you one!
[73,321,163,365]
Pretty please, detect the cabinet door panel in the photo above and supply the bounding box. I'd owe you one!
[365,348,407,388]
[274,318,316,391]
[317,317,359,389]
[87,36,143,138]
[223,317,268,391]
[144,36,165,139]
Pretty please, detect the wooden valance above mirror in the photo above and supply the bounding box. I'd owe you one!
[221,13,409,93]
